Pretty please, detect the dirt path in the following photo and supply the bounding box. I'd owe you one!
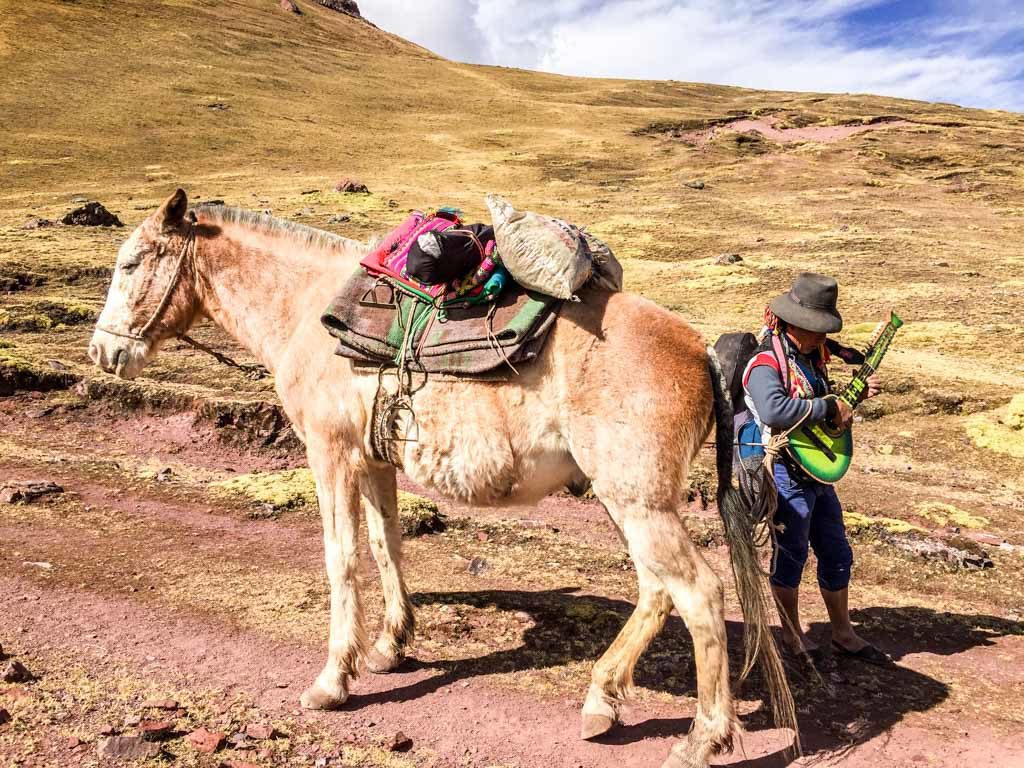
[2,398,1023,767]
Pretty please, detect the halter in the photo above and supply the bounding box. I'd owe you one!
[96,222,196,343]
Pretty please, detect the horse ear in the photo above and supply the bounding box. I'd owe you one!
[156,188,189,231]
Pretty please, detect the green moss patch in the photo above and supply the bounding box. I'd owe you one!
[211,469,444,533]
[966,394,1024,459]
[0,344,78,395]
[0,299,96,331]
[915,501,990,530]
[844,510,923,535]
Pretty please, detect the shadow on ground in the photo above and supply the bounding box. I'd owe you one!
[346,588,1023,765]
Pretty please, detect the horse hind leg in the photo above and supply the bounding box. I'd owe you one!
[582,559,673,739]
[605,498,739,768]
[360,466,414,673]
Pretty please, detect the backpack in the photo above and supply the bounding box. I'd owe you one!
[713,331,788,505]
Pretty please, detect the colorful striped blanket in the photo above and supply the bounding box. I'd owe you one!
[321,269,561,376]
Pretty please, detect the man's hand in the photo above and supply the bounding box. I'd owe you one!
[866,374,882,399]
[834,399,854,429]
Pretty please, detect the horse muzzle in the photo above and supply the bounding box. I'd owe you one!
[88,329,149,379]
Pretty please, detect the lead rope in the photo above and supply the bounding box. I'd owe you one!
[176,333,269,381]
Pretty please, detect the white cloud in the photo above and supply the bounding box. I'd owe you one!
[359,0,1024,111]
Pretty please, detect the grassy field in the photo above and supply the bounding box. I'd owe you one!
[1,1,1023,766]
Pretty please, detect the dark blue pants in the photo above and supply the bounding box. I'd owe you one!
[770,462,853,591]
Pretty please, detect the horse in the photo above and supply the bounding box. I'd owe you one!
[88,189,794,768]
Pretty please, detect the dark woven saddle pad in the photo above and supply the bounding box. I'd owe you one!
[321,269,562,375]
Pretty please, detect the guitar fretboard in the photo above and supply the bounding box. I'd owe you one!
[840,313,903,408]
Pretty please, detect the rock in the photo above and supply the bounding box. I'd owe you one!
[207,102,230,111]
[46,359,69,372]
[97,735,159,759]
[0,708,10,726]
[60,202,123,227]
[467,557,488,576]
[228,731,250,749]
[385,731,413,752]
[883,531,994,570]
[1,481,64,504]
[138,720,174,740]
[715,253,743,265]
[244,723,276,740]
[301,189,318,195]
[123,714,141,727]
[22,218,54,229]
[388,199,399,208]
[98,725,115,736]
[141,698,179,710]
[66,735,82,748]
[683,180,705,190]
[188,727,226,753]
[476,531,489,542]
[199,199,226,207]
[327,214,351,224]
[279,0,301,12]
[156,468,173,482]
[333,178,369,194]
[316,0,360,16]
[2,660,32,683]
[23,561,52,570]
[224,761,261,768]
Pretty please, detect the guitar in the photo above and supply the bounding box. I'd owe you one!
[786,311,904,483]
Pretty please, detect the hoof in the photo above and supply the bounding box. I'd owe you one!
[299,682,347,711]
[580,713,616,740]
[365,647,402,674]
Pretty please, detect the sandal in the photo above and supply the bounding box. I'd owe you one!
[830,641,891,667]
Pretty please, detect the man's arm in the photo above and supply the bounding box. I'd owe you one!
[746,365,836,430]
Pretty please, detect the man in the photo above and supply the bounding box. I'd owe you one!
[742,273,889,666]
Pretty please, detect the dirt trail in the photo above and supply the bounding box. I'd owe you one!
[2,398,1024,767]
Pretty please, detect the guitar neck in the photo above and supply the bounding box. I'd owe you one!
[839,311,904,409]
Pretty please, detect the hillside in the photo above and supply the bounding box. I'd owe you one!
[1,1,1023,767]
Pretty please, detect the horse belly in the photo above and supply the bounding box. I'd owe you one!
[400,387,579,507]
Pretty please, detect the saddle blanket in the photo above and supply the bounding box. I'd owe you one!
[321,269,561,376]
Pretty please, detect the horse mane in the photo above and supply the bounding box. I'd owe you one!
[194,204,370,254]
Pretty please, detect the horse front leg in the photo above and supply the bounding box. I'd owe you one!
[361,465,414,673]
[300,444,368,710]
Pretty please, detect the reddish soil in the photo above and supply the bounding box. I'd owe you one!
[681,116,914,148]
[1,395,1023,767]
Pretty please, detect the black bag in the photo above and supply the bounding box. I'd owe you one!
[713,331,776,512]
[713,332,760,412]
[406,227,491,285]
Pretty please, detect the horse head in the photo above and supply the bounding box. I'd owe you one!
[88,188,201,379]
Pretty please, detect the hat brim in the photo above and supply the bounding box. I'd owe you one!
[770,294,842,333]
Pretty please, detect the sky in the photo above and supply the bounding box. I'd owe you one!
[361,0,1024,112]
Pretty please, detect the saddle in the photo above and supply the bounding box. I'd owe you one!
[321,268,560,376]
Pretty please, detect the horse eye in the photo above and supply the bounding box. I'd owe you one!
[121,261,140,274]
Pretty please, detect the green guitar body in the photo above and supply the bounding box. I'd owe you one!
[785,311,903,484]
[787,417,854,484]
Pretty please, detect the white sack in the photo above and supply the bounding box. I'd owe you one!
[485,194,592,299]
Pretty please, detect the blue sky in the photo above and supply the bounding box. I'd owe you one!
[362,0,1024,112]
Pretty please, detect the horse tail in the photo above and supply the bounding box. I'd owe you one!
[706,346,799,749]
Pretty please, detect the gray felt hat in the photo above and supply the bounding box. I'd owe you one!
[769,272,843,333]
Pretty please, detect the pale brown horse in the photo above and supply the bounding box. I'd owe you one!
[88,190,794,768]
